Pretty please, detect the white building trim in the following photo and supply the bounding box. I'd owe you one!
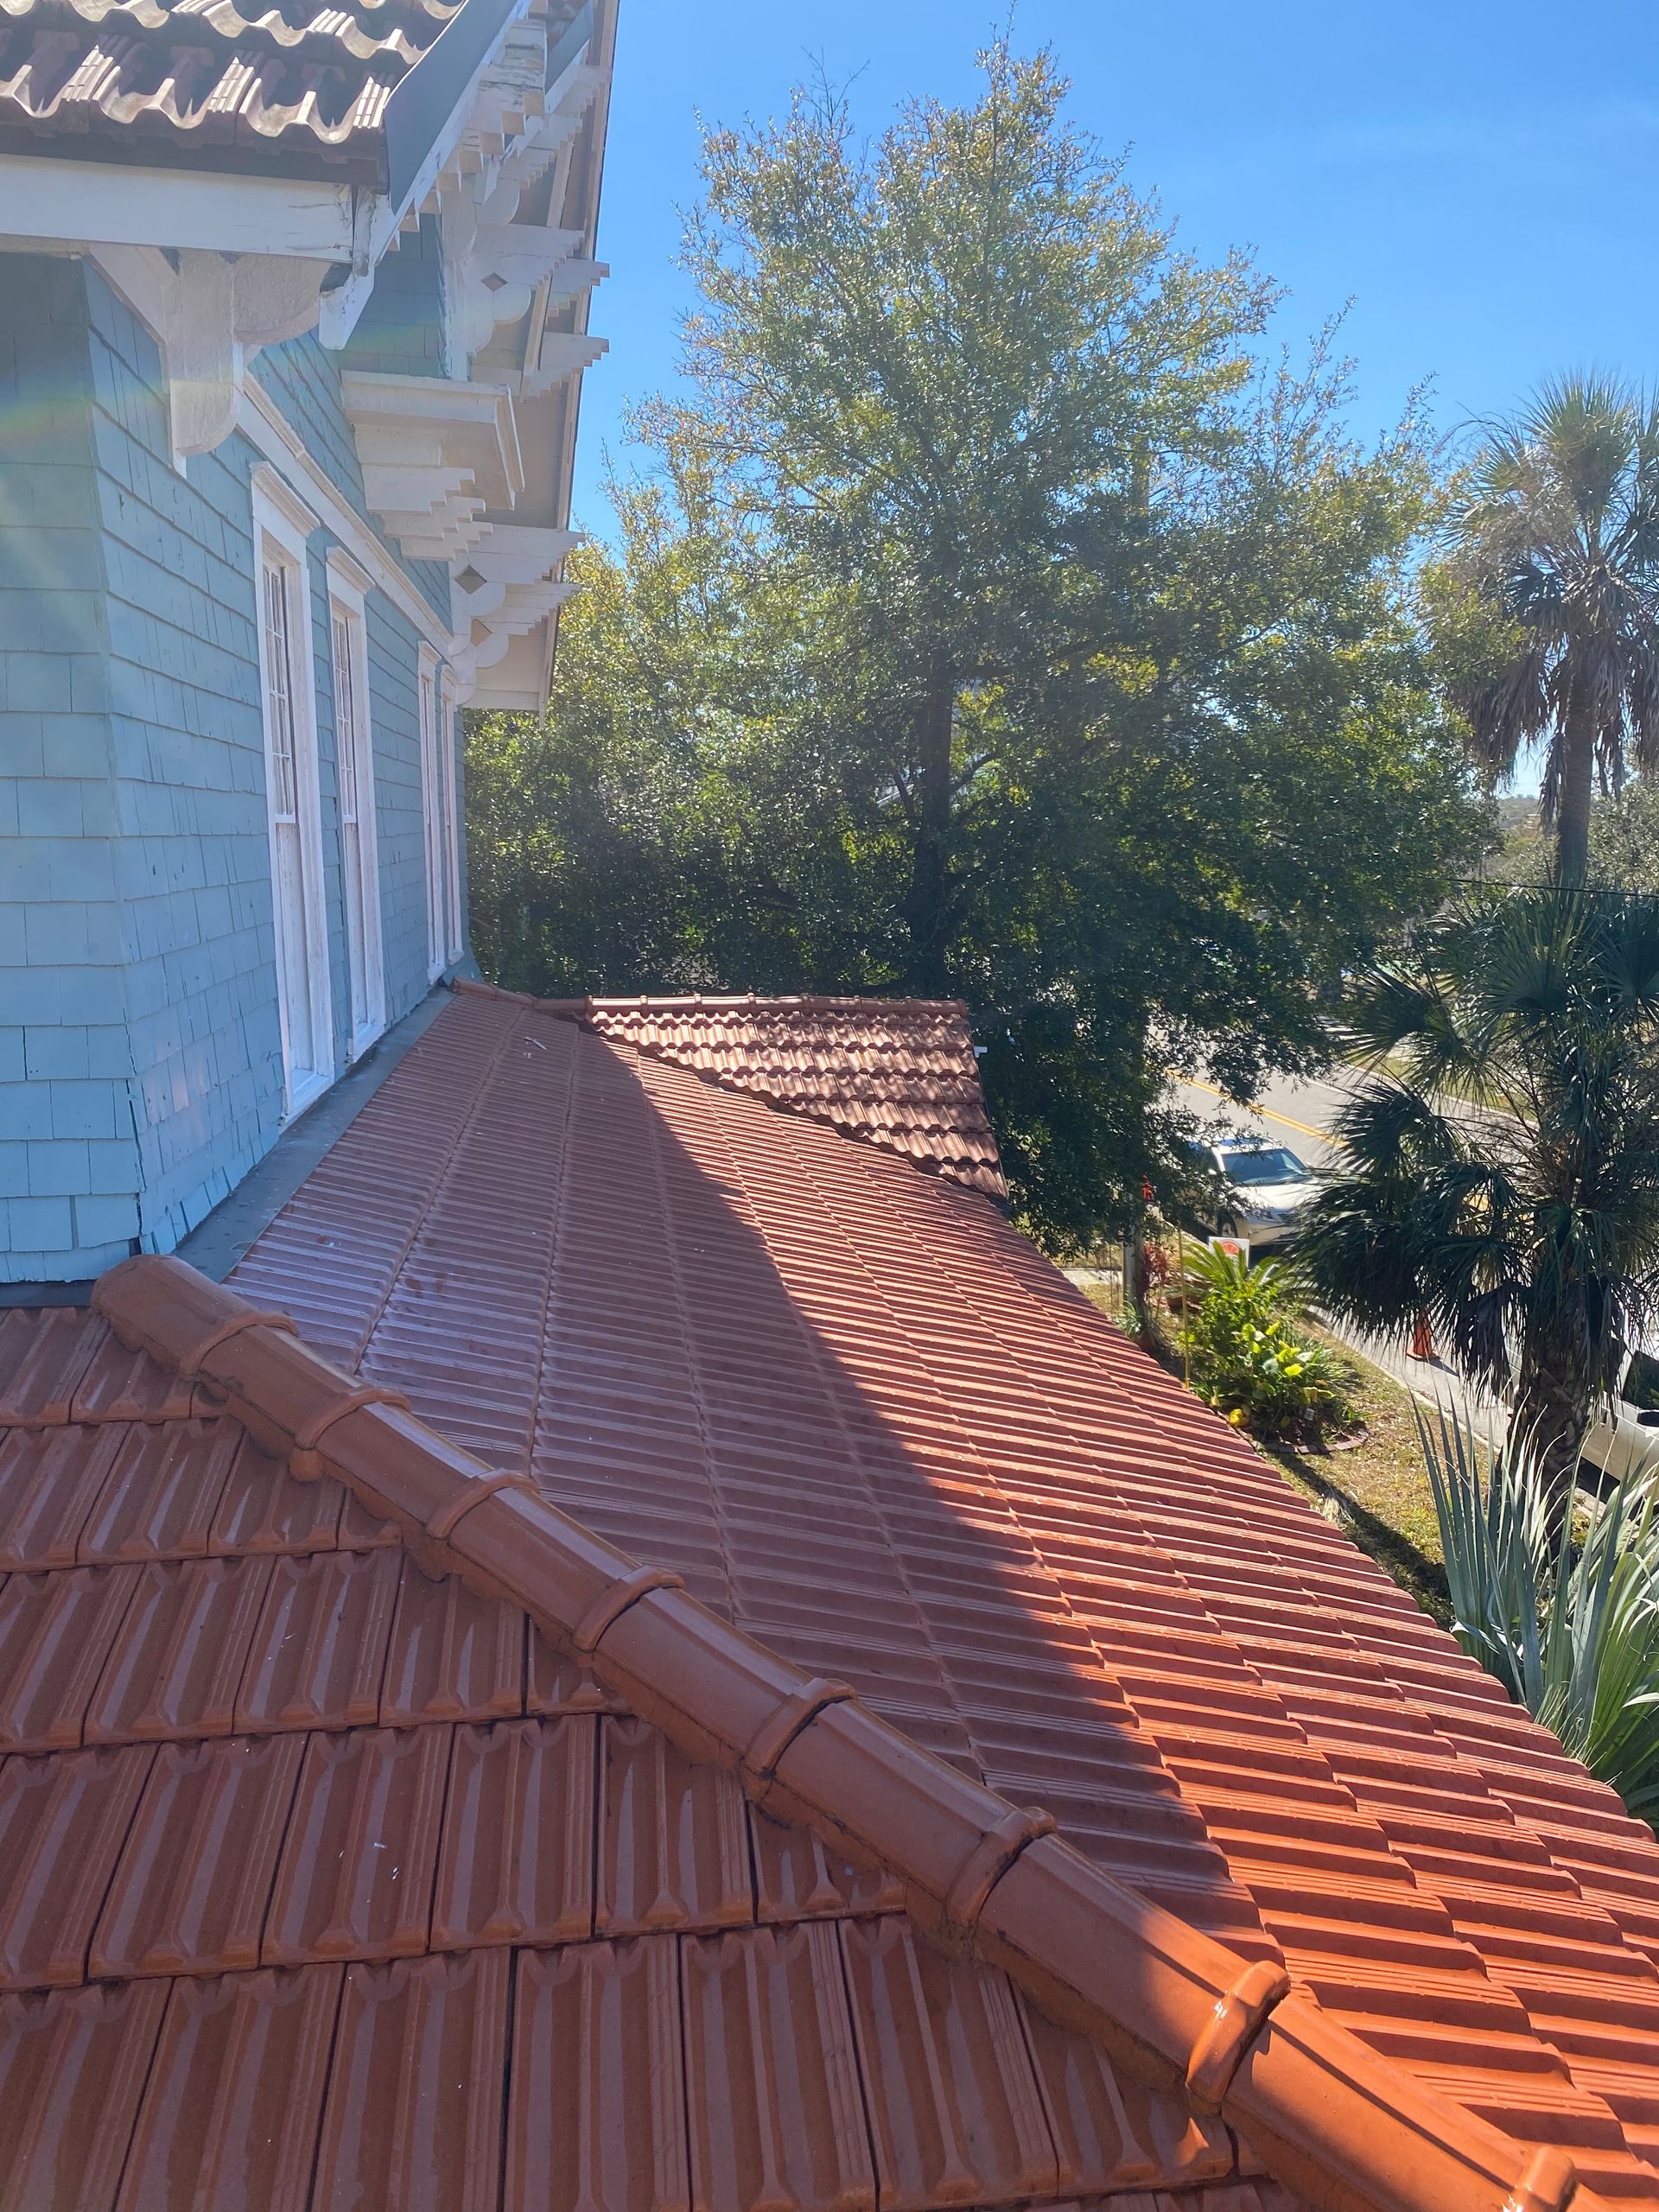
[326,550,388,1059]
[417,645,448,982]
[251,465,335,1118]
[440,666,465,963]
[0,156,360,260]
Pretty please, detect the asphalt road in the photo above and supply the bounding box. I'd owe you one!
[1169,1070,1353,1170]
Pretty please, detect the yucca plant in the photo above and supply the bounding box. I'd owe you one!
[1418,1406,1659,1824]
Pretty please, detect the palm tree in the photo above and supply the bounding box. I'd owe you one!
[1447,375,1659,887]
[1300,886,1659,1503]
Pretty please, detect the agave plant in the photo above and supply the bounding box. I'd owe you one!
[1418,1406,1659,1824]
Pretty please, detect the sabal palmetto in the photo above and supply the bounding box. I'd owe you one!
[1300,885,1659,1502]
[1447,374,1659,887]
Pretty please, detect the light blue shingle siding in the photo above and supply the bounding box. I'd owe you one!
[340,215,448,381]
[0,257,128,1282]
[1,255,465,1281]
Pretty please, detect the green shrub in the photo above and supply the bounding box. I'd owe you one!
[1179,1244,1357,1441]
[1419,1410,1659,1826]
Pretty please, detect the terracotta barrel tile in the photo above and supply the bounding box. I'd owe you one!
[86,1557,273,1745]
[77,1421,243,1563]
[1017,1988,1233,2195]
[432,1718,595,1949]
[508,1936,691,2212]
[312,1951,511,2212]
[0,1744,154,1989]
[446,1487,643,1640]
[116,1965,341,2212]
[0,1425,124,1570]
[92,1256,260,1382]
[598,1718,753,1936]
[591,1588,805,1768]
[91,1734,305,1979]
[235,1548,400,1733]
[380,1560,525,1727]
[767,1700,1007,1910]
[190,1326,367,1465]
[263,1726,450,1965]
[0,1566,141,1753]
[682,1922,876,2212]
[838,1916,1058,2210]
[976,1834,1248,2094]
[1223,1991,1561,2212]
[750,1808,906,1924]
[0,1978,168,2208]
[0,1309,102,1428]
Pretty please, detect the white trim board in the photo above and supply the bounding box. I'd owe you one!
[326,563,389,1059]
[0,156,360,260]
[251,467,336,1118]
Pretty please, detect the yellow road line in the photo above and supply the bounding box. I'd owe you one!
[1175,1076,1332,1147]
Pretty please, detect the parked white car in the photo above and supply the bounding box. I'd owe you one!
[1584,1338,1659,1479]
[1184,1141,1316,1251]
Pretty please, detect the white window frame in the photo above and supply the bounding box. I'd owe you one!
[440,668,464,963]
[326,550,386,1060]
[251,465,334,1119]
[417,645,446,982]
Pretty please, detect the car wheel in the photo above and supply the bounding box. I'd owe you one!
[1217,1212,1240,1240]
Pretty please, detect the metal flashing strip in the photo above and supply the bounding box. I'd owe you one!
[176,987,454,1283]
[384,0,533,208]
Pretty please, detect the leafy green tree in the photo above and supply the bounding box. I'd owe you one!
[1489,779,1659,895]
[470,42,1488,1249]
[1300,887,1659,1499]
[1431,375,1659,888]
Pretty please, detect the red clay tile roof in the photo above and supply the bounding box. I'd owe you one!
[456,979,1007,1198]
[0,0,581,180]
[13,1250,1599,2212]
[0,1295,1279,2212]
[216,988,1659,2210]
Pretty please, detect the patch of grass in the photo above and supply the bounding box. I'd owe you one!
[1079,1280,1452,1624]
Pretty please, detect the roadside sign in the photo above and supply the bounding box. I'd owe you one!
[1208,1234,1251,1264]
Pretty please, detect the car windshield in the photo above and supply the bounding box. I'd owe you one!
[1219,1147,1309,1187]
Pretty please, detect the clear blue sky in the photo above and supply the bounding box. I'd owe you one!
[578,0,1657,529]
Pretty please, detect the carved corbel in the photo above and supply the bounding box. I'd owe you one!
[163,251,331,455]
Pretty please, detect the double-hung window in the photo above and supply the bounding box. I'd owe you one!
[252,467,333,1116]
[327,553,385,1058]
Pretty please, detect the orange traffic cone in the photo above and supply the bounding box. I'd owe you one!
[1409,1313,1435,1362]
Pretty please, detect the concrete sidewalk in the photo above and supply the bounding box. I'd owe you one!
[1323,1317,1499,1438]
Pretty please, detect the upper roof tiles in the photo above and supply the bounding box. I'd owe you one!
[460,981,1007,1198]
[0,0,583,177]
